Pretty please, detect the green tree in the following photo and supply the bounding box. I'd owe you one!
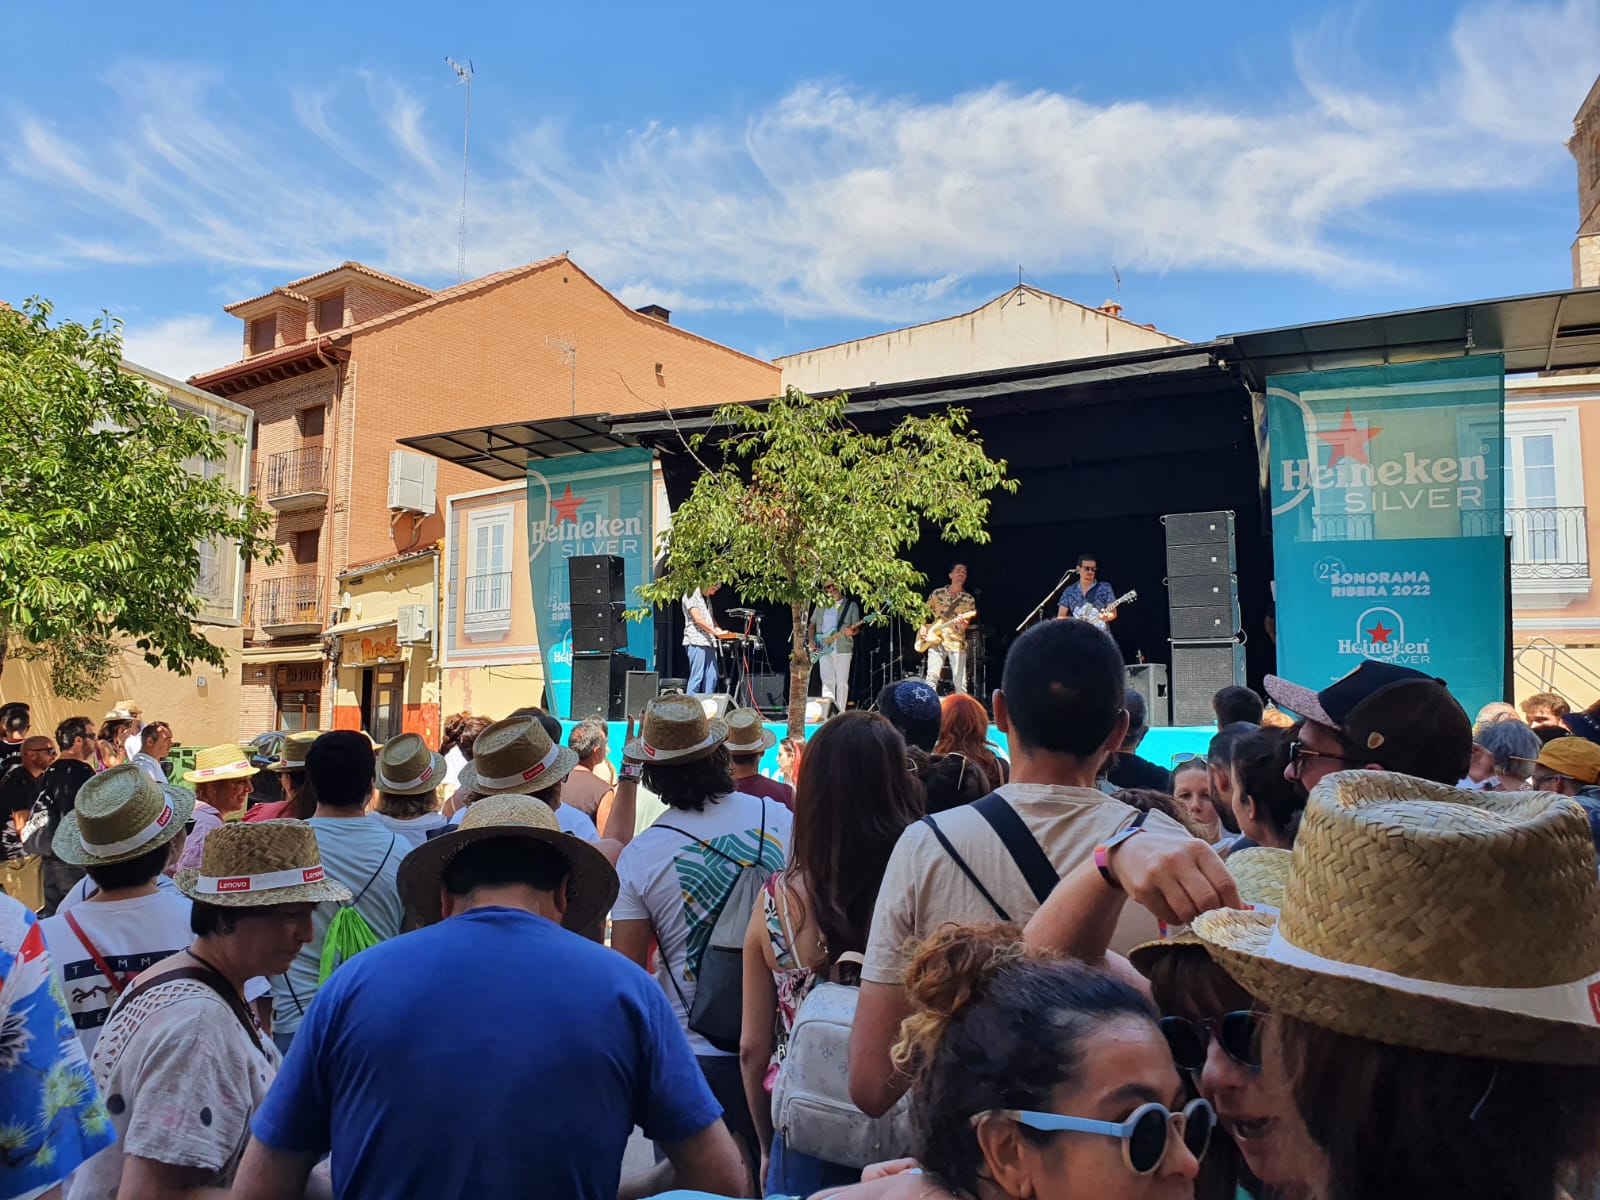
[638,387,1016,735]
[0,298,278,698]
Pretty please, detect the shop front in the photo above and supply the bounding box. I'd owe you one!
[238,648,328,739]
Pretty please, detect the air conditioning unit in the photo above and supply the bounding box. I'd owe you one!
[387,450,437,515]
[397,604,433,643]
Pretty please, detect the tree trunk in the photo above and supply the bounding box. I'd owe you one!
[788,600,810,739]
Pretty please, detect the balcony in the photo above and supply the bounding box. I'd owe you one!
[1460,507,1593,608]
[261,446,329,511]
[250,571,324,636]
[463,570,512,640]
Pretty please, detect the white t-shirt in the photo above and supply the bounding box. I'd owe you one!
[557,804,599,842]
[444,745,467,792]
[613,791,792,1055]
[682,591,715,648]
[41,891,196,1056]
[57,872,182,913]
[123,728,145,762]
[371,810,449,850]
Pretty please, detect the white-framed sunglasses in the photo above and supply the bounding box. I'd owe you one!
[970,1097,1214,1175]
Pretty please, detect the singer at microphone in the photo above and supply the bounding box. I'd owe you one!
[1055,553,1116,623]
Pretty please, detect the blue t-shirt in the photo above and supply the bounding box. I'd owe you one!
[1060,579,1115,616]
[251,906,720,1200]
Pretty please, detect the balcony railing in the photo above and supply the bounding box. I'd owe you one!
[463,570,512,634]
[250,571,324,633]
[261,446,329,510]
[1460,507,1591,580]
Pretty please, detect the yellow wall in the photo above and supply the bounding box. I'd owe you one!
[330,554,440,742]
[439,662,546,724]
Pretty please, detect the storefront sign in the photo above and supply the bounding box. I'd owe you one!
[342,629,401,667]
[274,663,324,688]
[1266,356,1505,714]
[526,447,655,716]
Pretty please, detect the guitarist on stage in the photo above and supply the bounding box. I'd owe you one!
[1056,554,1119,629]
[922,563,977,695]
[808,582,862,713]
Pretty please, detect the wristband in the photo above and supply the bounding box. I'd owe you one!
[1093,813,1148,890]
[620,761,644,782]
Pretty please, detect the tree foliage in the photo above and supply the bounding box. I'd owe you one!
[638,387,1016,734]
[0,298,278,698]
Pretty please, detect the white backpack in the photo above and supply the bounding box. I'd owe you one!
[770,950,915,1169]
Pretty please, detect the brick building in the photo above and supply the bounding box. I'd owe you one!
[1572,74,1600,289]
[190,257,778,742]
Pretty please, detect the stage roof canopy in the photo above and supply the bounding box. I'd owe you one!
[397,414,639,482]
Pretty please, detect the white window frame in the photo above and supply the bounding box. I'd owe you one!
[463,505,514,638]
[1505,406,1590,606]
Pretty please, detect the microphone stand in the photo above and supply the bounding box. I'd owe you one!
[1017,568,1076,632]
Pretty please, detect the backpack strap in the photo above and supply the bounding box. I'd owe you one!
[921,814,1010,922]
[116,960,264,1056]
[349,838,397,908]
[63,910,133,996]
[971,792,1059,907]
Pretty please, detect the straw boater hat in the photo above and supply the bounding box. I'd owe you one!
[396,794,619,931]
[264,731,319,774]
[1128,847,1290,976]
[723,708,776,755]
[1193,771,1600,1065]
[376,733,448,796]
[623,694,729,764]
[456,716,578,797]
[53,765,196,868]
[175,819,351,907]
[183,743,259,785]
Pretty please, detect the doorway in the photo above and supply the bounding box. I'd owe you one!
[360,665,403,744]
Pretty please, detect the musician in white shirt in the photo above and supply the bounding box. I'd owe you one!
[1056,554,1118,627]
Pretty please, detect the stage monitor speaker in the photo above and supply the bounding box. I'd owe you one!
[805,697,836,724]
[659,677,687,694]
[1170,598,1243,641]
[570,653,643,721]
[570,601,629,653]
[568,555,625,604]
[697,693,734,720]
[1124,664,1170,728]
[624,670,659,720]
[1170,641,1246,726]
[749,673,787,714]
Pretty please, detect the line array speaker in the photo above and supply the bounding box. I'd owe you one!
[1163,510,1244,726]
[568,555,625,604]
[570,601,629,653]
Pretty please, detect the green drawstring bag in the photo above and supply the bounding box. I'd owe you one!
[317,839,396,984]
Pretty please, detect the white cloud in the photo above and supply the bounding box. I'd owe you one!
[0,0,1595,329]
[120,313,242,380]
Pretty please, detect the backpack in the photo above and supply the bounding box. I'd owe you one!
[316,838,397,984]
[659,804,770,1053]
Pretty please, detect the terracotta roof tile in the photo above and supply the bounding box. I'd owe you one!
[285,261,433,296]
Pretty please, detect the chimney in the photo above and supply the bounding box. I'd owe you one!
[1098,300,1123,319]
[636,304,671,324]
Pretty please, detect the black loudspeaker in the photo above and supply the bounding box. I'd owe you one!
[1125,664,1170,728]
[1167,574,1236,607]
[570,601,629,653]
[1164,510,1235,549]
[1170,599,1243,641]
[1171,643,1247,725]
[569,555,625,604]
[570,653,644,720]
[1167,541,1238,577]
[624,670,659,719]
[748,673,787,714]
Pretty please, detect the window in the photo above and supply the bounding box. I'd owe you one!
[294,529,320,565]
[278,691,321,732]
[464,506,513,637]
[298,405,325,440]
[251,316,277,354]
[1504,406,1589,603]
[316,291,345,333]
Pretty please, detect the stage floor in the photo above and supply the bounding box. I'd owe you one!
[560,719,1215,782]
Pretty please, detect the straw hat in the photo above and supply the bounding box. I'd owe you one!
[175,819,352,908]
[53,765,195,868]
[264,731,319,774]
[396,794,619,932]
[376,733,447,796]
[456,716,578,797]
[1128,847,1290,975]
[623,694,728,764]
[1193,771,1600,1065]
[183,743,259,784]
[724,708,775,755]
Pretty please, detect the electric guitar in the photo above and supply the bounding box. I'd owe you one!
[1070,589,1137,633]
[915,609,976,654]
[809,626,852,663]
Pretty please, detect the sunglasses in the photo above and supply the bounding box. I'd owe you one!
[1160,1011,1263,1072]
[974,1098,1214,1175]
[1171,752,1207,767]
[1287,739,1360,772]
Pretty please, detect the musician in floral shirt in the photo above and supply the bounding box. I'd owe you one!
[1056,553,1117,625]
[923,563,977,695]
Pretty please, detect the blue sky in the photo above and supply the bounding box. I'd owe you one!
[1,0,1596,379]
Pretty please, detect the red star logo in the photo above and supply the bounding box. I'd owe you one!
[1314,409,1384,465]
[549,484,584,524]
[1365,620,1394,644]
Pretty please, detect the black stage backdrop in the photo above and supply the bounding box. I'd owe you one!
[650,353,1275,713]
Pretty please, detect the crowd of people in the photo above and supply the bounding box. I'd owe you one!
[2,637,1600,1199]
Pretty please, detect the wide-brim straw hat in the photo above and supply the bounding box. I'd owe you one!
[175,819,352,908]
[456,716,578,797]
[264,731,319,774]
[1128,847,1290,975]
[624,695,728,764]
[723,708,775,754]
[396,794,618,932]
[376,732,448,796]
[1193,771,1600,1065]
[184,742,260,784]
[54,765,195,868]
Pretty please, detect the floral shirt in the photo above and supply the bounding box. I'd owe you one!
[0,894,113,1200]
[759,875,817,1087]
[925,587,976,652]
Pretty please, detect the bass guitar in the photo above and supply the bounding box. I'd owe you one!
[914,610,975,654]
[1070,589,1136,633]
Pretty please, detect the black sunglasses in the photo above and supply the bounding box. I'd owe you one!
[1287,739,1360,772]
[1160,1011,1263,1072]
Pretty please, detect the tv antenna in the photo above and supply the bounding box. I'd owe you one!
[446,57,474,283]
[1113,265,1122,299]
[546,333,577,415]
